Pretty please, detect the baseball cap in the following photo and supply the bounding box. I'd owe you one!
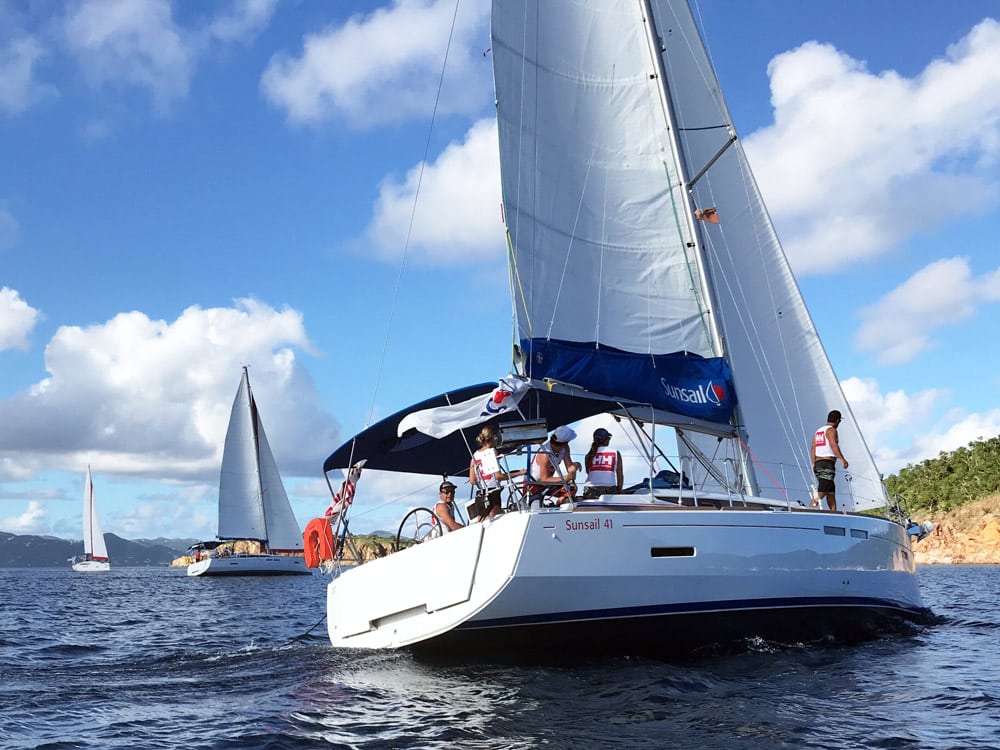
[439,480,457,492]
[593,428,612,441]
[552,425,577,443]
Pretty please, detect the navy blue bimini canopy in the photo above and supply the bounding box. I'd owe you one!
[323,381,638,477]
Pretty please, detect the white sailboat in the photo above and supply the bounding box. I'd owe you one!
[71,466,110,573]
[188,367,309,576]
[320,0,927,654]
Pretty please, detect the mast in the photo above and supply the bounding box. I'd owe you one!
[638,0,758,494]
[245,366,270,549]
[85,465,93,557]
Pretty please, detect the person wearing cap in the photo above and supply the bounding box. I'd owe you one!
[434,480,464,532]
[468,425,526,521]
[528,425,582,506]
[583,427,623,498]
[810,409,849,512]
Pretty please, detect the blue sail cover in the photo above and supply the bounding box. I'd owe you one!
[523,338,735,423]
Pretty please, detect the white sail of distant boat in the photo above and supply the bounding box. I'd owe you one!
[70,466,110,572]
[187,367,308,576]
[316,0,927,655]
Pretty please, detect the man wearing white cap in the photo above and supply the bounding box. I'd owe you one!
[529,425,581,506]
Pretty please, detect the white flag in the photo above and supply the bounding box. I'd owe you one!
[397,378,530,438]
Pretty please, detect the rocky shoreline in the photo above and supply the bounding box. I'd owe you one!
[910,495,1000,565]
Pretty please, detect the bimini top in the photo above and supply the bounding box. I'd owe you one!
[323,380,643,477]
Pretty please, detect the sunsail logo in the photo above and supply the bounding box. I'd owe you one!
[481,388,515,417]
[660,378,726,407]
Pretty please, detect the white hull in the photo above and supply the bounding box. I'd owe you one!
[187,553,310,577]
[72,560,110,573]
[327,503,924,654]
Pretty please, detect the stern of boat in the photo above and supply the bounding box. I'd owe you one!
[326,512,531,648]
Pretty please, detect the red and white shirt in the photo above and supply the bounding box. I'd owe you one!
[813,425,836,459]
[586,447,618,486]
[473,447,501,489]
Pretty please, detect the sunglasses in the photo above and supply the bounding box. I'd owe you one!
[441,489,455,495]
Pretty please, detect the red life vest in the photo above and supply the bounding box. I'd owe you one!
[586,447,618,486]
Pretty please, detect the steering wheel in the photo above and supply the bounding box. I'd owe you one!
[394,507,442,551]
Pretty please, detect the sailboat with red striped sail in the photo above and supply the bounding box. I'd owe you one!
[70,466,110,573]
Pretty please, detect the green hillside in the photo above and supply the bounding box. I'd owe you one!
[885,435,1000,513]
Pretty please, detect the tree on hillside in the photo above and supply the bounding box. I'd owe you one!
[885,435,1000,513]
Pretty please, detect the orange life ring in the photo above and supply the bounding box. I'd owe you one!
[303,517,336,568]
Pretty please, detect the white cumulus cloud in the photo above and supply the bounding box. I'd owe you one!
[364,117,503,264]
[261,0,491,128]
[62,0,195,111]
[841,376,1000,475]
[0,286,41,351]
[61,0,277,112]
[746,19,1000,274]
[0,298,339,481]
[854,257,1000,364]
[0,500,48,533]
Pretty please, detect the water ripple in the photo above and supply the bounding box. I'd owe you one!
[2,566,999,749]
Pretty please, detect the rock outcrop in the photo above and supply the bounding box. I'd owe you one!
[911,495,1000,565]
[169,540,289,568]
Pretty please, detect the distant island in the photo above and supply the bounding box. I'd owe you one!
[0,532,194,567]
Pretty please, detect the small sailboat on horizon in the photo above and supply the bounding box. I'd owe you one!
[70,466,110,573]
[187,367,309,577]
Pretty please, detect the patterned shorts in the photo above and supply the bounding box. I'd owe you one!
[813,459,836,492]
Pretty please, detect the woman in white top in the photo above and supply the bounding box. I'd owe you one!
[468,425,525,520]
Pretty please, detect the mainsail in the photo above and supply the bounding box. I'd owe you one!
[492,1,886,510]
[82,466,109,562]
[217,368,303,551]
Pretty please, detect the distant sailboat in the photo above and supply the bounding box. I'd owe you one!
[187,367,308,576]
[70,466,110,572]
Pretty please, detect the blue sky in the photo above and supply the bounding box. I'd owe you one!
[2,0,999,542]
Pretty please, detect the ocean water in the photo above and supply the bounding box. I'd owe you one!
[1,565,998,750]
